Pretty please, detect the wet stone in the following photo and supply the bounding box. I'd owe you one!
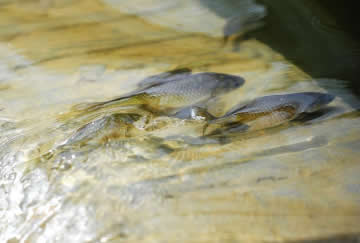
[0,1,359,242]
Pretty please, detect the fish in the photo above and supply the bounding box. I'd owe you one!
[173,106,215,120]
[205,92,335,135]
[73,69,244,116]
[65,113,141,146]
[223,9,266,42]
[221,0,267,43]
[197,0,266,43]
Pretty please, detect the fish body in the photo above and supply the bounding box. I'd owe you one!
[223,10,266,41]
[65,113,141,145]
[83,70,244,114]
[207,92,335,134]
[222,0,267,42]
[173,106,215,120]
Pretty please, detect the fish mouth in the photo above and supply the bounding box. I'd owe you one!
[316,93,336,106]
[306,93,336,113]
[223,74,245,88]
[323,93,336,104]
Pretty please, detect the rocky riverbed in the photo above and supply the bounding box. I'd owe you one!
[1,1,360,242]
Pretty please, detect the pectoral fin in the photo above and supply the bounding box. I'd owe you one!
[173,106,214,121]
[203,121,250,136]
[242,105,299,131]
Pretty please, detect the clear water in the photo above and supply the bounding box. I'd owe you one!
[1,1,360,242]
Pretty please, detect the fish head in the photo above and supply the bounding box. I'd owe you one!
[306,93,335,112]
[210,73,244,96]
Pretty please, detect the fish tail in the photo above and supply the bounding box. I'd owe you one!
[57,95,144,122]
[71,101,106,112]
[222,36,229,46]
[203,118,225,136]
[204,113,249,136]
[72,95,145,112]
[208,115,236,125]
[209,117,223,124]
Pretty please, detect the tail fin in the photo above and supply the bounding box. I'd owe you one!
[71,101,107,113]
[208,114,239,125]
[72,94,146,112]
[204,113,248,136]
[58,95,144,122]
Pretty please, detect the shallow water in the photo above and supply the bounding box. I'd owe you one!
[1,1,360,242]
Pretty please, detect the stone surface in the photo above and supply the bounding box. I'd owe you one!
[0,1,359,243]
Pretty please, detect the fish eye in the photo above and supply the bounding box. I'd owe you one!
[318,93,335,105]
[233,76,245,87]
[234,79,242,87]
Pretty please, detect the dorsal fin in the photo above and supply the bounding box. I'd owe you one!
[137,68,192,89]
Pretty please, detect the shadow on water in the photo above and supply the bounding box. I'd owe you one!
[252,0,360,99]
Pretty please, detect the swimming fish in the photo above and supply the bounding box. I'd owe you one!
[74,69,244,115]
[65,113,141,146]
[137,68,192,89]
[223,11,266,43]
[173,106,215,120]
[205,92,335,135]
[222,0,267,43]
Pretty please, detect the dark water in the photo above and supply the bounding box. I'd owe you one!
[206,0,360,99]
[253,0,360,99]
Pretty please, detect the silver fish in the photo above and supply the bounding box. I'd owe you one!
[78,69,244,115]
[206,92,335,134]
[65,113,141,145]
[173,106,215,120]
[223,6,266,42]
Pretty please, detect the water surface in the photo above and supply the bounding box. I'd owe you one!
[1,1,360,242]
